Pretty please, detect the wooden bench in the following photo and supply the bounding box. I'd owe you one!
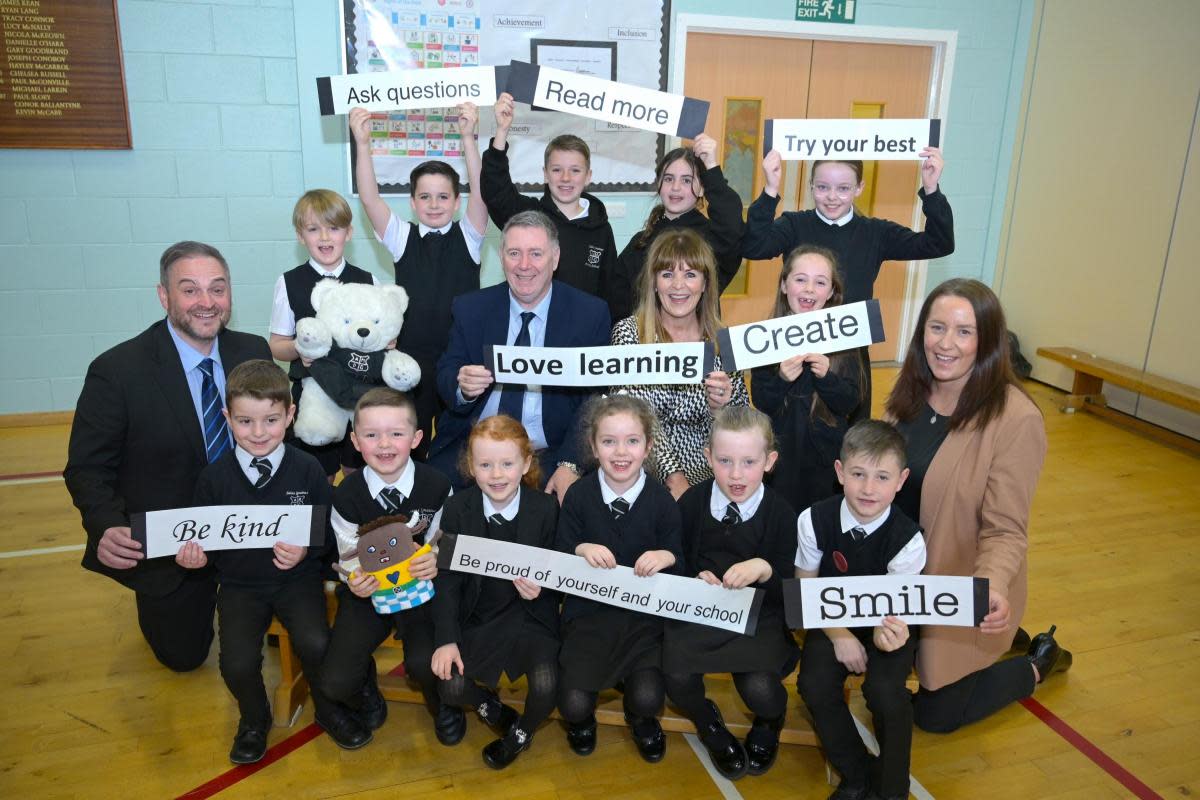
[1037,346,1200,452]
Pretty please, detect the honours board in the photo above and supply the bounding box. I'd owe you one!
[0,0,130,149]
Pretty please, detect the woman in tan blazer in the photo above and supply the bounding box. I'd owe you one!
[885,278,1070,733]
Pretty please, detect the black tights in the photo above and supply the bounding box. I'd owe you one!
[665,671,787,729]
[559,668,664,723]
[439,661,559,732]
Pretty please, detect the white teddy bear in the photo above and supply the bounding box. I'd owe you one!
[292,281,421,446]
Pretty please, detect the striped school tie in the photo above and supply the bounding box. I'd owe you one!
[609,497,630,520]
[378,486,404,514]
[198,358,230,463]
[250,457,272,488]
[721,502,741,526]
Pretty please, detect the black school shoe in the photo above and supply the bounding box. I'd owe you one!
[482,723,533,769]
[826,783,871,800]
[476,688,519,733]
[229,718,269,765]
[434,703,467,746]
[359,663,388,730]
[566,716,597,756]
[1027,625,1073,683]
[744,713,785,776]
[697,700,748,781]
[315,707,373,750]
[625,713,667,763]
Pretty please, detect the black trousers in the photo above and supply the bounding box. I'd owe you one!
[135,568,218,672]
[798,629,915,798]
[912,656,1036,734]
[217,577,333,728]
[320,583,439,713]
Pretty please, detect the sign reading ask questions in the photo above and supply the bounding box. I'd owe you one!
[718,299,884,372]
[439,534,763,634]
[131,505,326,559]
[315,66,503,116]
[765,118,941,160]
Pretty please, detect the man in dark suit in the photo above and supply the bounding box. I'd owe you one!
[429,210,611,499]
[65,241,272,672]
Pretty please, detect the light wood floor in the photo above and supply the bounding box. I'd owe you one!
[1,372,1197,799]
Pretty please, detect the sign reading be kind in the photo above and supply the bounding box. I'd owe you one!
[131,505,325,559]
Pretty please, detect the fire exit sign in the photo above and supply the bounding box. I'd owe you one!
[796,0,857,24]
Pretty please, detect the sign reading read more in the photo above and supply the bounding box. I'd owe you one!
[131,505,326,559]
[504,60,709,139]
[764,118,941,161]
[717,299,884,372]
[485,342,714,387]
[0,0,130,149]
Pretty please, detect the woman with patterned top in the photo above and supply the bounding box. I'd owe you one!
[609,228,749,499]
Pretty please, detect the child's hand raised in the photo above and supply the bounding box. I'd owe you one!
[514,577,541,600]
[919,146,944,193]
[456,102,479,137]
[761,149,783,197]
[431,643,464,681]
[175,541,207,570]
[576,543,617,569]
[348,569,380,598]
[634,549,675,577]
[348,107,373,148]
[272,542,306,571]
[494,92,515,133]
[692,133,718,169]
[873,616,909,652]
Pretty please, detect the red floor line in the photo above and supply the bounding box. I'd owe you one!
[1020,697,1163,800]
[175,723,324,800]
[0,469,62,481]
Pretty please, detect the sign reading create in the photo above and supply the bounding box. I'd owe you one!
[717,299,883,372]
[439,534,763,634]
[484,342,715,387]
[316,66,505,116]
[504,60,709,139]
[783,575,989,629]
[131,505,325,559]
[765,118,941,160]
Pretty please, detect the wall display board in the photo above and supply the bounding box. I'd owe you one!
[341,0,671,193]
[0,0,130,149]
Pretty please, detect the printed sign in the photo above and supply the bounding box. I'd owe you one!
[783,574,989,629]
[131,505,325,559]
[439,534,763,634]
[316,66,505,116]
[504,60,709,138]
[485,342,715,387]
[765,118,941,160]
[717,299,884,372]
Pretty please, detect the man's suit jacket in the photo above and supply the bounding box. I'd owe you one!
[431,485,560,648]
[910,385,1047,691]
[65,319,272,596]
[430,280,611,468]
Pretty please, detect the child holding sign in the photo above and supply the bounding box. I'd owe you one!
[430,415,561,769]
[322,388,459,746]
[481,92,618,298]
[350,103,488,458]
[603,136,746,321]
[743,148,954,415]
[665,406,800,780]
[556,395,683,763]
[178,360,367,762]
[751,246,863,515]
[794,420,926,800]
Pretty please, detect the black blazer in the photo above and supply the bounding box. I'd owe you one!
[64,319,272,596]
[431,485,560,648]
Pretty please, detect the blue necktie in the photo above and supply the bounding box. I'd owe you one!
[198,358,230,463]
[497,311,535,421]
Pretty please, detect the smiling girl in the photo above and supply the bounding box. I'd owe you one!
[603,134,746,321]
[751,245,863,514]
[609,229,749,498]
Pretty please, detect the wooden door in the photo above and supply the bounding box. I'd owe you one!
[683,34,934,362]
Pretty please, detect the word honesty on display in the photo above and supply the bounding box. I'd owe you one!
[764,118,942,161]
[485,342,715,387]
[439,534,763,634]
[131,505,325,559]
[783,574,989,629]
[316,66,506,115]
[505,60,709,139]
[717,299,884,372]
